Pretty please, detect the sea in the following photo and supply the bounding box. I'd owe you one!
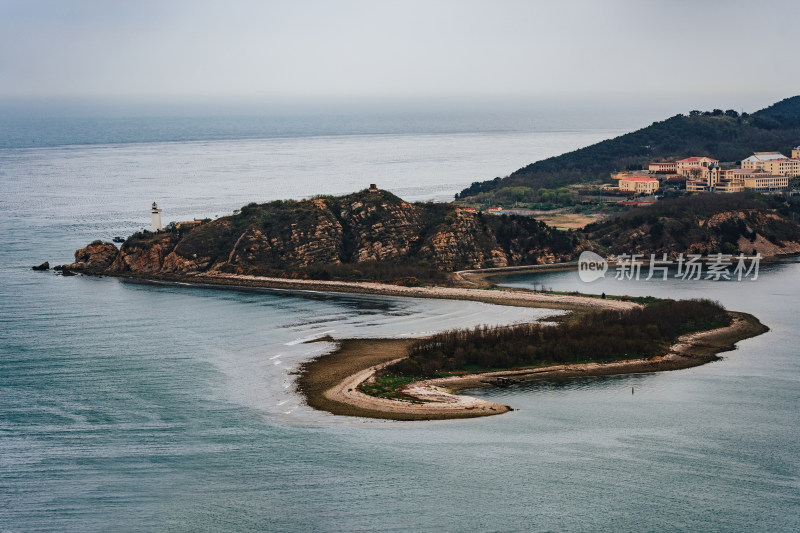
[1,105,798,532]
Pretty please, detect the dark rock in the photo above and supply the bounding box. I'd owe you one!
[61,268,76,276]
[31,261,50,271]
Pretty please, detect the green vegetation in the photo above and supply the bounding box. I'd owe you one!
[462,185,574,208]
[456,95,800,201]
[124,229,177,247]
[358,375,420,401]
[381,299,728,379]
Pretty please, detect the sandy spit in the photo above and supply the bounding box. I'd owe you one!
[196,272,639,311]
[299,312,767,421]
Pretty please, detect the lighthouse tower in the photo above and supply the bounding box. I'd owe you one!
[151,202,163,232]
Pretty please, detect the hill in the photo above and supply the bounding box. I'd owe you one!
[66,191,800,283]
[584,192,800,257]
[67,189,578,283]
[456,96,800,201]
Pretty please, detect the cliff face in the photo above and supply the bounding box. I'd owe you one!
[68,190,576,281]
[585,194,800,258]
[69,241,119,272]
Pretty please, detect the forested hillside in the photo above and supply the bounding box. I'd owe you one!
[456,96,800,200]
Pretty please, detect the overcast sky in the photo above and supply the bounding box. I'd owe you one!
[1,0,798,107]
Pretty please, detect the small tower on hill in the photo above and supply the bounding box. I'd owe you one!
[151,202,163,232]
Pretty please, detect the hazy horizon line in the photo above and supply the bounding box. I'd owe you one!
[0,91,792,119]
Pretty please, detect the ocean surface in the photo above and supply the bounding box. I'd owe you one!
[1,111,798,532]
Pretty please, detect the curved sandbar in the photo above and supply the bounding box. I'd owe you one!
[296,340,512,421]
[80,271,766,420]
[297,311,767,421]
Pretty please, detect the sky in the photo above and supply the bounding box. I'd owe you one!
[1,0,798,111]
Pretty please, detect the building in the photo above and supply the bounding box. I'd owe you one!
[741,152,787,170]
[369,183,379,192]
[793,146,800,159]
[686,179,709,192]
[761,158,800,177]
[648,161,677,173]
[743,175,789,191]
[676,156,718,175]
[715,180,745,193]
[688,169,783,193]
[618,176,659,194]
[151,202,162,232]
[716,168,762,193]
[487,206,503,213]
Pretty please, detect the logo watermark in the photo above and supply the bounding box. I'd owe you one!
[578,252,761,282]
[578,251,609,282]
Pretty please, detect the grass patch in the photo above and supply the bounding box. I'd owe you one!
[358,375,420,402]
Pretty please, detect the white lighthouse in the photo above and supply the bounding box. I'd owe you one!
[151,202,163,232]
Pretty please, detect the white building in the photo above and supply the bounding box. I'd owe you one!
[151,202,163,232]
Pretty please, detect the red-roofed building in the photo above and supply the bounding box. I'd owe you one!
[761,158,800,177]
[676,156,718,176]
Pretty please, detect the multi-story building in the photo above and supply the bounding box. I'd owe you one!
[761,158,800,177]
[743,175,789,191]
[793,146,800,159]
[676,157,721,188]
[618,177,659,194]
[688,168,785,193]
[715,180,745,193]
[685,179,709,192]
[717,169,766,193]
[741,152,787,170]
[676,156,718,175]
[648,161,677,173]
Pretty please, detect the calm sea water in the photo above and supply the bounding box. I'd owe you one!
[1,112,798,532]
